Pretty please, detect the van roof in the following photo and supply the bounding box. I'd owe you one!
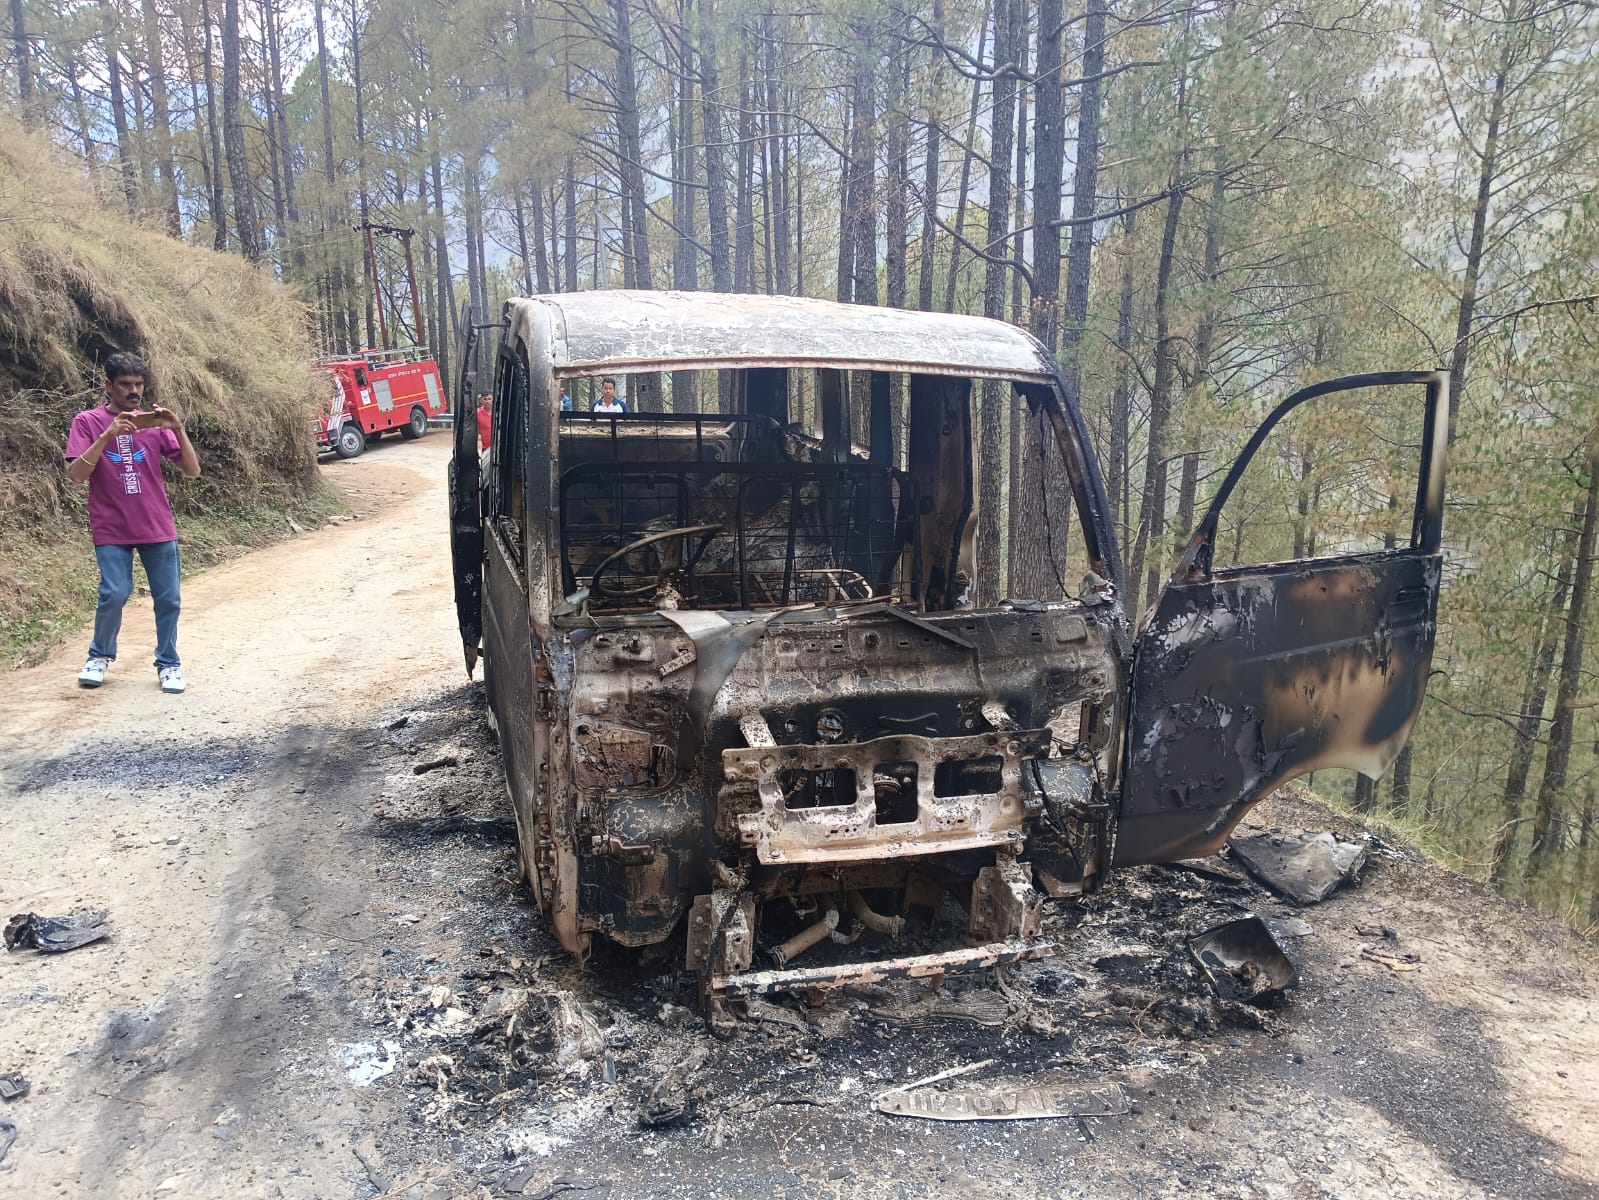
[505,290,1056,382]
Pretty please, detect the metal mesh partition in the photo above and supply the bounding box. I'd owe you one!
[557,414,917,612]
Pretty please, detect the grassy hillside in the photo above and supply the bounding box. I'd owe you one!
[0,118,341,668]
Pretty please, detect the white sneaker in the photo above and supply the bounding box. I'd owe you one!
[78,657,110,687]
[158,665,187,694]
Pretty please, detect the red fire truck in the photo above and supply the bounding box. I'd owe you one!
[315,350,448,459]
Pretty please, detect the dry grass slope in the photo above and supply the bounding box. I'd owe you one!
[0,117,341,667]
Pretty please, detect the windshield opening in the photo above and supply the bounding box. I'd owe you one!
[554,367,1091,614]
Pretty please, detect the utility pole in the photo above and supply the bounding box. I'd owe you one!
[399,228,425,349]
[356,221,427,350]
[360,222,389,350]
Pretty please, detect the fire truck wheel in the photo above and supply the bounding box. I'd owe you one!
[401,406,428,440]
[334,422,366,459]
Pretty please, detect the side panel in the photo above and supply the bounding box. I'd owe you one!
[482,342,542,909]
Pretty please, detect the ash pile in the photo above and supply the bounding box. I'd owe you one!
[361,831,1370,1159]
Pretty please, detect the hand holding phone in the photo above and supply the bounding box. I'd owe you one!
[130,410,172,430]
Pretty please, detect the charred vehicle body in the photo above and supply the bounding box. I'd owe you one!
[448,291,1447,1021]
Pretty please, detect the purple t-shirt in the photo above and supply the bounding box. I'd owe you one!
[65,407,183,546]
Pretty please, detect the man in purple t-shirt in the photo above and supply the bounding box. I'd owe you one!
[64,353,201,693]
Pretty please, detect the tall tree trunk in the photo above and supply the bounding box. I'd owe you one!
[943,0,991,313]
[1010,0,1095,597]
[1006,0,1029,564]
[835,97,854,303]
[564,160,579,291]
[766,17,790,295]
[102,0,140,212]
[10,0,33,124]
[698,4,733,292]
[1527,448,1599,876]
[1009,0,1029,325]
[547,181,560,291]
[352,1,373,343]
[315,0,337,186]
[430,139,454,378]
[849,20,878,306]
[1446,64,1507,445]
[1012,0,1064,591]
[1125,186,1185,618]
[1490,516,1580,883]
[1171,168,1226,559]
[674,5,700,412]
[1107,210,1135,534]
[515,191,535,294]
[885,26,908,311]
[735,55,756,293]
[221,0,260,259]
[1352,774,1377,814]
[176,3,215,229]
[464,156,487,330]
[200,0,227,248]
[917,3,943,312]
[128,42,154,196]
[612,0,653,288]
[976,0,1015,606]
[606,5,658,408]
[530,182,551,292]
[759,91,774,293]
[264,0,298,232]
[315,0,341,346]
[140,0,182,234]
[794,138,804,296]
[260,3,288,255]
[674,2,699,295]
[1058,0,1106,386]
[68,50,97,165]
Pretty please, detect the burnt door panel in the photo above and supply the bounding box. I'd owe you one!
[448,311,483,672]
[1117,372,1448,866]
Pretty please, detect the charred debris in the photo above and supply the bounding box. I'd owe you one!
[367,700,1403,1150]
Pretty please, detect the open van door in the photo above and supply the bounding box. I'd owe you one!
[1117,371,1449,865]
[447,307,484,673]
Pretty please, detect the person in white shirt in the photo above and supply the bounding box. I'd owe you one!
[592,377,627,414]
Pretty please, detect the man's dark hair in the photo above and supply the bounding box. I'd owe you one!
[601,376,617,388]
[104,352,149,382]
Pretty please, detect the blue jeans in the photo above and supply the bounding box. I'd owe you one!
[89,541,182,669]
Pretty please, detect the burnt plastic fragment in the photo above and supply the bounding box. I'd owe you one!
[1229,830,1367,905]
[1189,916,1298,1006]
[4,910,112,953]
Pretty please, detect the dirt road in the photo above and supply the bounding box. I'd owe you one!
[2,438,1595,1199]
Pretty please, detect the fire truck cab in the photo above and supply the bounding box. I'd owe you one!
[315,349,448,459]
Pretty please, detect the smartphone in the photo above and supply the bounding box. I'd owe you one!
[130,411,167,429]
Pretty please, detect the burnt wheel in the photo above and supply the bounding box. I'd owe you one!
[401,406,428,439]
[334,421,366,459]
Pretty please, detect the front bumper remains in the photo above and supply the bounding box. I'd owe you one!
[722,728,1054,866]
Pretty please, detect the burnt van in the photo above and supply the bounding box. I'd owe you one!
[447,291,1447,1023]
